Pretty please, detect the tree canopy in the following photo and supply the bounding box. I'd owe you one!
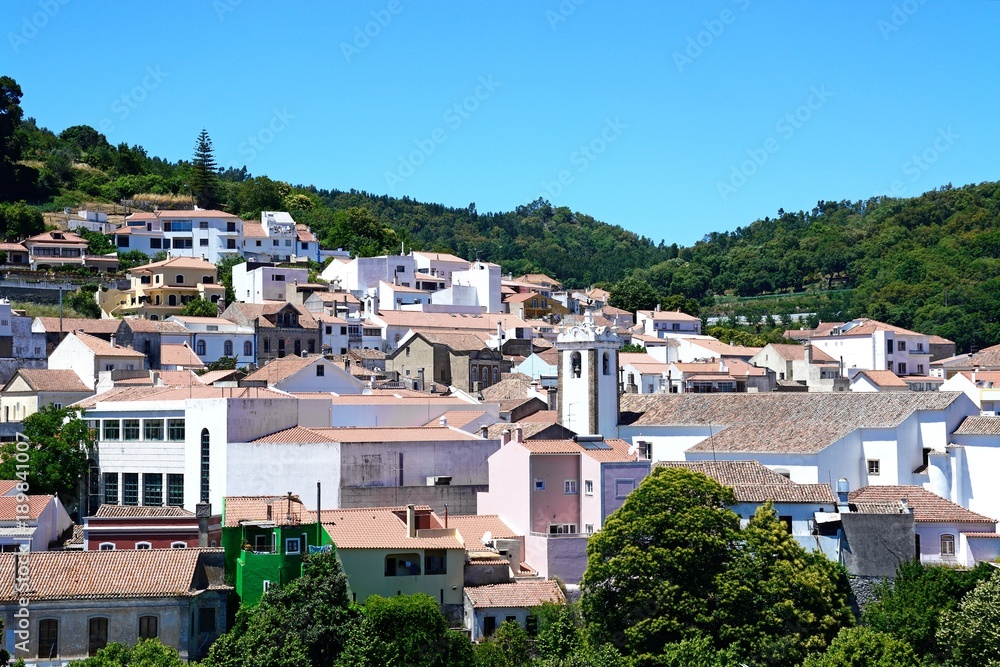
[67,638,184,666]
[936,573,1000,667]
[191,128,219,209]
[180,297,219,317]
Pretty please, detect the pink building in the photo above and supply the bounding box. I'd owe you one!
[477,426,650,583]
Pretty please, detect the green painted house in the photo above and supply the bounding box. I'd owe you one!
[221,494,328,605]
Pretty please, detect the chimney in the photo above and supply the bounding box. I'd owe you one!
[110,334,116,348]
[196,503,211,547]
[479,424,488,439]
[406,504,417,538]
[547,386,558,411]
[439,415,448,427]
[500,428,511,446]
[514,425,523,443]
[417,368,425,391]
[804,341,813,364]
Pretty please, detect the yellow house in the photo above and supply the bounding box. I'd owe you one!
[321,505,466,619]
[99,257,226,320]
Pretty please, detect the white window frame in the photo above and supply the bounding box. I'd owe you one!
[940,533,956,556]
[548,523,578,535]
[135,541,152,550]
[584,480,594,495]
[564,479,578,495]
[867,459,880,476]
[262,580,272,593]
[170,541,187,549]
[285,537,301,555]
[99,542,115,551]
[534,479,545,491]
[585,524,594,535]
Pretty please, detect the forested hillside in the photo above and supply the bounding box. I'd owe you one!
[2,75,998,351]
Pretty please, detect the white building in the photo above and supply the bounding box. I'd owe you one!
[320,254,416,297]
[810,318,932,378]
[410,251,469,285]
[451,261,503,313]
[165,317,256,367]
[556,312,621,437]
[635,309,702,338]
[48,332,146,390]
[232,262,309,304]
[113,209,244,264]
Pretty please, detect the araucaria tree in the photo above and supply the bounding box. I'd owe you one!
[580,467,854,667]
[191,128,219,209]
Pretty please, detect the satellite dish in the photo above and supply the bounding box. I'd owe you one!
[627,443,638,456]
[481,530,493,546]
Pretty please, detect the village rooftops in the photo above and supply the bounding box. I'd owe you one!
[92,504,195,519]
[33,317,121,335]
[0,549,226,601]
[371,310,533,331]
[223,494,309,528]
[853,369,908,388]
[72,331,146,358]
[637,309,702,322]
[817,318,928,338]
[129,256,219,272]
[955,416,1000,436]
[763,343,837,363]
[447,514,520,543]
[620,392,966,455]
[74,385,289,409]
[5,369,90,393]
[848,485,996,524]
[0,494,56,521]
[656,460,837,504]
[249,425,484,444]
[481,373,535,402]
[515,438,640,463]
[464,580,565,608]
[320,505,464,550]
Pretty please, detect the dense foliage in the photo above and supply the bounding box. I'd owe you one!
[580,469,853,667]
[67,638,184,666]
[936,573,1000,667]
[801,627,920,667]
[0,405,94,506]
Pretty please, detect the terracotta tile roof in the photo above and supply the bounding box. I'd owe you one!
[10,369,90,393]
[295,224,317,243]
[853,370,908,388]
[223,494,309,527]
[34,317,121,335]
[156,370,202,386]
[448,515,520,543]
[955,416,1000,436]
[72,331,147,358]
[243,354,321,384]
[0,549,218,600]
[481,374,534,402]
[519,438,639,463]
[411,331,493,352]
[638,309,701,322]
[250,426,482,444]
[348,348,386,360]
[682,337,761,358]
[656,461,836,504]
[0,242,27,252]
[309,291,360,304]
[372,311,533,332]
[412,251,469,264]
[848,485,996,524]
[242,222,267,237]
[465,580,565,608]
[486,421,566,440]
[25,230,88,245]
[962,531,1000,538]
[762,343,836,363]
[321,506,465,550]
[131,256,218,272]
[73,385,288,409]
[130,209,238,220]
[160,344,205,369]
[516,273,562,287]
[424,411,487,428]
[93,504,195,518]
[820,318,927,339]
[521,410,558,423]
[0,481,18,495]
[119,318,190,334]
[326,394,469,406]
[966,344,1000,369]
[0,495,55,521]
[620,392,965,455]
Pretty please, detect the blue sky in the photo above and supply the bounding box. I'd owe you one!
[3,0,998,246]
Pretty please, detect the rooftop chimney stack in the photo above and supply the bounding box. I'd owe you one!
[500,428,511,446]
[514,425,523,444]
[804,341,813,364]
[479,424,488,439]
[406,504,417,538]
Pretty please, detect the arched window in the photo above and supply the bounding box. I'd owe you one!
[154,295,161,305]
[196,340,206,356]
[171,541,187,549]
[149,315,159,321]
[471,367,478,383]
[135,542,152,550]
[168,294,177,306]
[243,341,253,357]
[493,367,499,384]
[210,294,219,303]
[941,533,955,556]
[175,274,185,284]
[602,351,610,376]
[200,428,210,503]
[99,543,115,551]
[571,352,582,379]
[223,340,233,356]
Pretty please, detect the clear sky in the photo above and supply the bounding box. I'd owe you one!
[3,0,998,246]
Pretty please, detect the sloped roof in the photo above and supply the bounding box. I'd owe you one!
[412,251,468,264]
[853,370,908,388]
[223,494,309,528]
[519,438,639,463]
[321,506,464,550]
[955,416,1000,436]
[656,461,836,504]
[242,222,267,238]
[243,354,321,384]
[0,495,55,521]
[481,373,534,402]
[848,485,996,524]
[131,256,218,272]
[820,318,927,338]
[72,331,146,358]
[24,230,87,245]
[411,331,493,352]
[465,580,564,608]
[762,343,836,363]
[34,317,121,335]
[93,504,195,518]
[681,337,761,358]
[638,309,701,322]
[9,369,90,393]
[424,411,487,429]
[160,344,206,369]
[372,311,533,331]
[620,392,964,455]
[119,318,189,334]
[73,385,288,409]
[249,425,481,444]
[0,550,216,600]
[448,514,520,543]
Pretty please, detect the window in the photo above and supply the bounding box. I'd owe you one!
[384,554,421,576]
[175,274,185,284]
[103,419,120,441]
[262,580,272,593]
[396,265,405,273]
[898,362,907,374]
[227,239,236,249]
[135,542,152,550]
[168,474,184,506]
[39,619,58,659]
[615,479,635,499]
[534,479,545,491]
[602,351,610,375]
[917,364,924,374]
[273,274,285,282]
[89,617,108,656]
[168,295,177,306]
[278,339,286,357]
[200,238,209,246]
[425,550,447,575]
[196,340,206,355]
[103,473,119,504]
[199,607,217,632]
[263,337,271,353]
[255,533,275,552]
[584,480,594,495]
[99,543,115,550]
[139,615,158,639]
[564,479,578,495]
[144,419,164,441]
[867,459,880,476]
[123,473,139,505]
[314,363,325,377]
[199,221,209,230]
[897,340,906,351]
[167,419,185,441]
[123,419,140,441]
[941,533,956,556]
[571,351,581,378]
[143,474,162,506]
[223,340,233,356]
[285,537,301,555]
[549,524,578,534]
[484,616,497,637]
[585,524,594,534]
[243,341,253,357]
[201,429,210,503]
[171,541,187,549]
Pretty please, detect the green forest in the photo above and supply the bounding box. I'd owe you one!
[2,75,998,351]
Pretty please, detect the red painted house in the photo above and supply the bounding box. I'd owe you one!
[83,504,221,550]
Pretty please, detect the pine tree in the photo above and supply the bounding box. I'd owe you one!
[191,128,219,209]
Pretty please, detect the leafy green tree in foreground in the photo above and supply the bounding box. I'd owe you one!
[473,620,531,667]
[67,638,183,666]
[336,593,473,667]
[802,627,920,667]
[581,468,853,667]
[937,573,1000,667]
[0,201,44,241]
[0,406,93,506]
[180,297,219,317]
[862,559,994,661]
[203,548,358,667]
